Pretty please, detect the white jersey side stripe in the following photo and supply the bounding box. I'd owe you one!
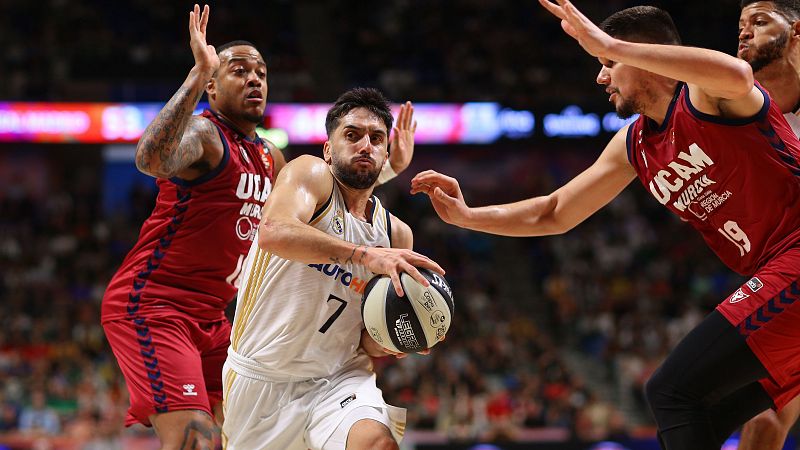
[232,249,272,350]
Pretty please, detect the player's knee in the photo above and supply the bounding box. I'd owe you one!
[644,368,670,413]
[160,434,215,450]
[644,366,697,421]
[152,411,217,450]
[159,427,215,450]
[744,410,785,435]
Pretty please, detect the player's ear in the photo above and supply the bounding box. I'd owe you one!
[206,77,216,100]
[323,141,332,164]
[793,19,800,39]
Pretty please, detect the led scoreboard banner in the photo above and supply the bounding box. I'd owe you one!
[0,102,634,144]
[0,102,164,143]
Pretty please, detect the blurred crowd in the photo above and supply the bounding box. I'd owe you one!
[0,0,740,106]
[0,148,134,448]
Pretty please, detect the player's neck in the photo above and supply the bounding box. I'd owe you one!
[755,61,800,113]
[334,178,374,222]
[644,81,682,128]
[213,110,258,140]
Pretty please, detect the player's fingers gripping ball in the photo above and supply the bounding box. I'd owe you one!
[361,268,454,353]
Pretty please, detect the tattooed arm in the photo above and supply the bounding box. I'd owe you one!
[135,4,222,180]
[135,74,220,179]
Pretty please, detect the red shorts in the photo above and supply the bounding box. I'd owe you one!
[103,315,230,426]
[716,246,800,410]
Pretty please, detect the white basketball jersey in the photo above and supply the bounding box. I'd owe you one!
[785,110,800,138]
[229,181,392,379]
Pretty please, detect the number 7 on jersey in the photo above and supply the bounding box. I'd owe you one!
[319,294,347,334]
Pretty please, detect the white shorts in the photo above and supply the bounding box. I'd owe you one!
[221,361,406,450]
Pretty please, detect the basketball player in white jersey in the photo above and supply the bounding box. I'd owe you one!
[221,87,444,450]
[737,1,800,447]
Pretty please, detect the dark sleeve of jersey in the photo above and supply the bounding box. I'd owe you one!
[309,189,334,225]
[385,209,392,248]
[625,124,636,166]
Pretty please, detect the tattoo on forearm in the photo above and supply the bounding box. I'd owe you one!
[179,419,214,450]
[344,245,361,265]
[357,246,368,264]
[136,82,206,175]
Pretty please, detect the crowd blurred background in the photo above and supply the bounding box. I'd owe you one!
[0,0,783,449]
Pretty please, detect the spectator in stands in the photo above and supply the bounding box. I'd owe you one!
[18,389,60,436]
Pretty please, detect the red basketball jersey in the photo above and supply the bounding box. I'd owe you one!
[627,83,800,275]
[102,110,275,322]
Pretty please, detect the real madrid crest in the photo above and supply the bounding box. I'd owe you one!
[331,210,345,235]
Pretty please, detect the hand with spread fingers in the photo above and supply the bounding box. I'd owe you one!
[388,101,418,175]
[359,246,444,297]
[188,4,220,75]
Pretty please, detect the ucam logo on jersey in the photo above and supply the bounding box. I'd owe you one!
[235,216,258,241]
[646,143,725,220]
[729,288,750,304]
[235,173,273,240]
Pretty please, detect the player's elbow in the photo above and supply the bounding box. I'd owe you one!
[257,218,293,253]
[134,145,154,175]
[724,60,755,99]
[535,216,573,236]
[530,195,573,236]
[134,142,170,178]
[257,219,279,251]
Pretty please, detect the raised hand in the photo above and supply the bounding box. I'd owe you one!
[388,101,418,175]
[410,170,472,227]
[189,4,219,75]
[538,0,616,58]
[359,246,444,297]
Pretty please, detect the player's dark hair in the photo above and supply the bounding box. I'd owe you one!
[325,88,394,137]
[600,6,682,45]
[216,40,258,55]
[741,0,800,22]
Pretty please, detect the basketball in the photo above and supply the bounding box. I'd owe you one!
[361,268,454,353]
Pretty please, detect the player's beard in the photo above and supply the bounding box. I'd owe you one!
[615,94,644,120]
[331,153,382,189]
[745,30,789,73]
[243,111,264,124]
